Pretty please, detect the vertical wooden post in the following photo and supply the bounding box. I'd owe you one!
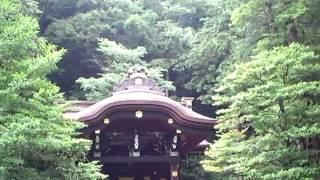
[170,163,179,180]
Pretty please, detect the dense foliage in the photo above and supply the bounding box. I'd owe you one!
[200,0,320,179]
[204,44,320,179]
[0,0,104,179]
[77,38,175,100]
[37,0,209,99]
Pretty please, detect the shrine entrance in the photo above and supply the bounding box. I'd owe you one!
[65,67,217,179]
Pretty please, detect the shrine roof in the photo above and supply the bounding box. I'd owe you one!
[65,66,217,129]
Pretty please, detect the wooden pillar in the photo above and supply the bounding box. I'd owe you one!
[170,163,179,180]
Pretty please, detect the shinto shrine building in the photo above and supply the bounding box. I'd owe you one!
[65,67,217,180]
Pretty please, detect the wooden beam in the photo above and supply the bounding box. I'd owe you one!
[94,156,180,163]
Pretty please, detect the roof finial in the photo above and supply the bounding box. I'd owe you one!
[128,65,147,79]
[113,65,164,94]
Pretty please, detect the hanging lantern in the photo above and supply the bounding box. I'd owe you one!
[104,118,110,124]
[172,170,178,177]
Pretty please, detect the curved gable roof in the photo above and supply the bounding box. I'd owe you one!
[67,66,217,130]
[70,90,217,130]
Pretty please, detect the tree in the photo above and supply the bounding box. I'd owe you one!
[178,0,240,104]
[43,0,158,94]
[38,0,210,98]
[77,38,175,100]
[204,44,320,179]
[0,0,105,179]
[199,1,320,179]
